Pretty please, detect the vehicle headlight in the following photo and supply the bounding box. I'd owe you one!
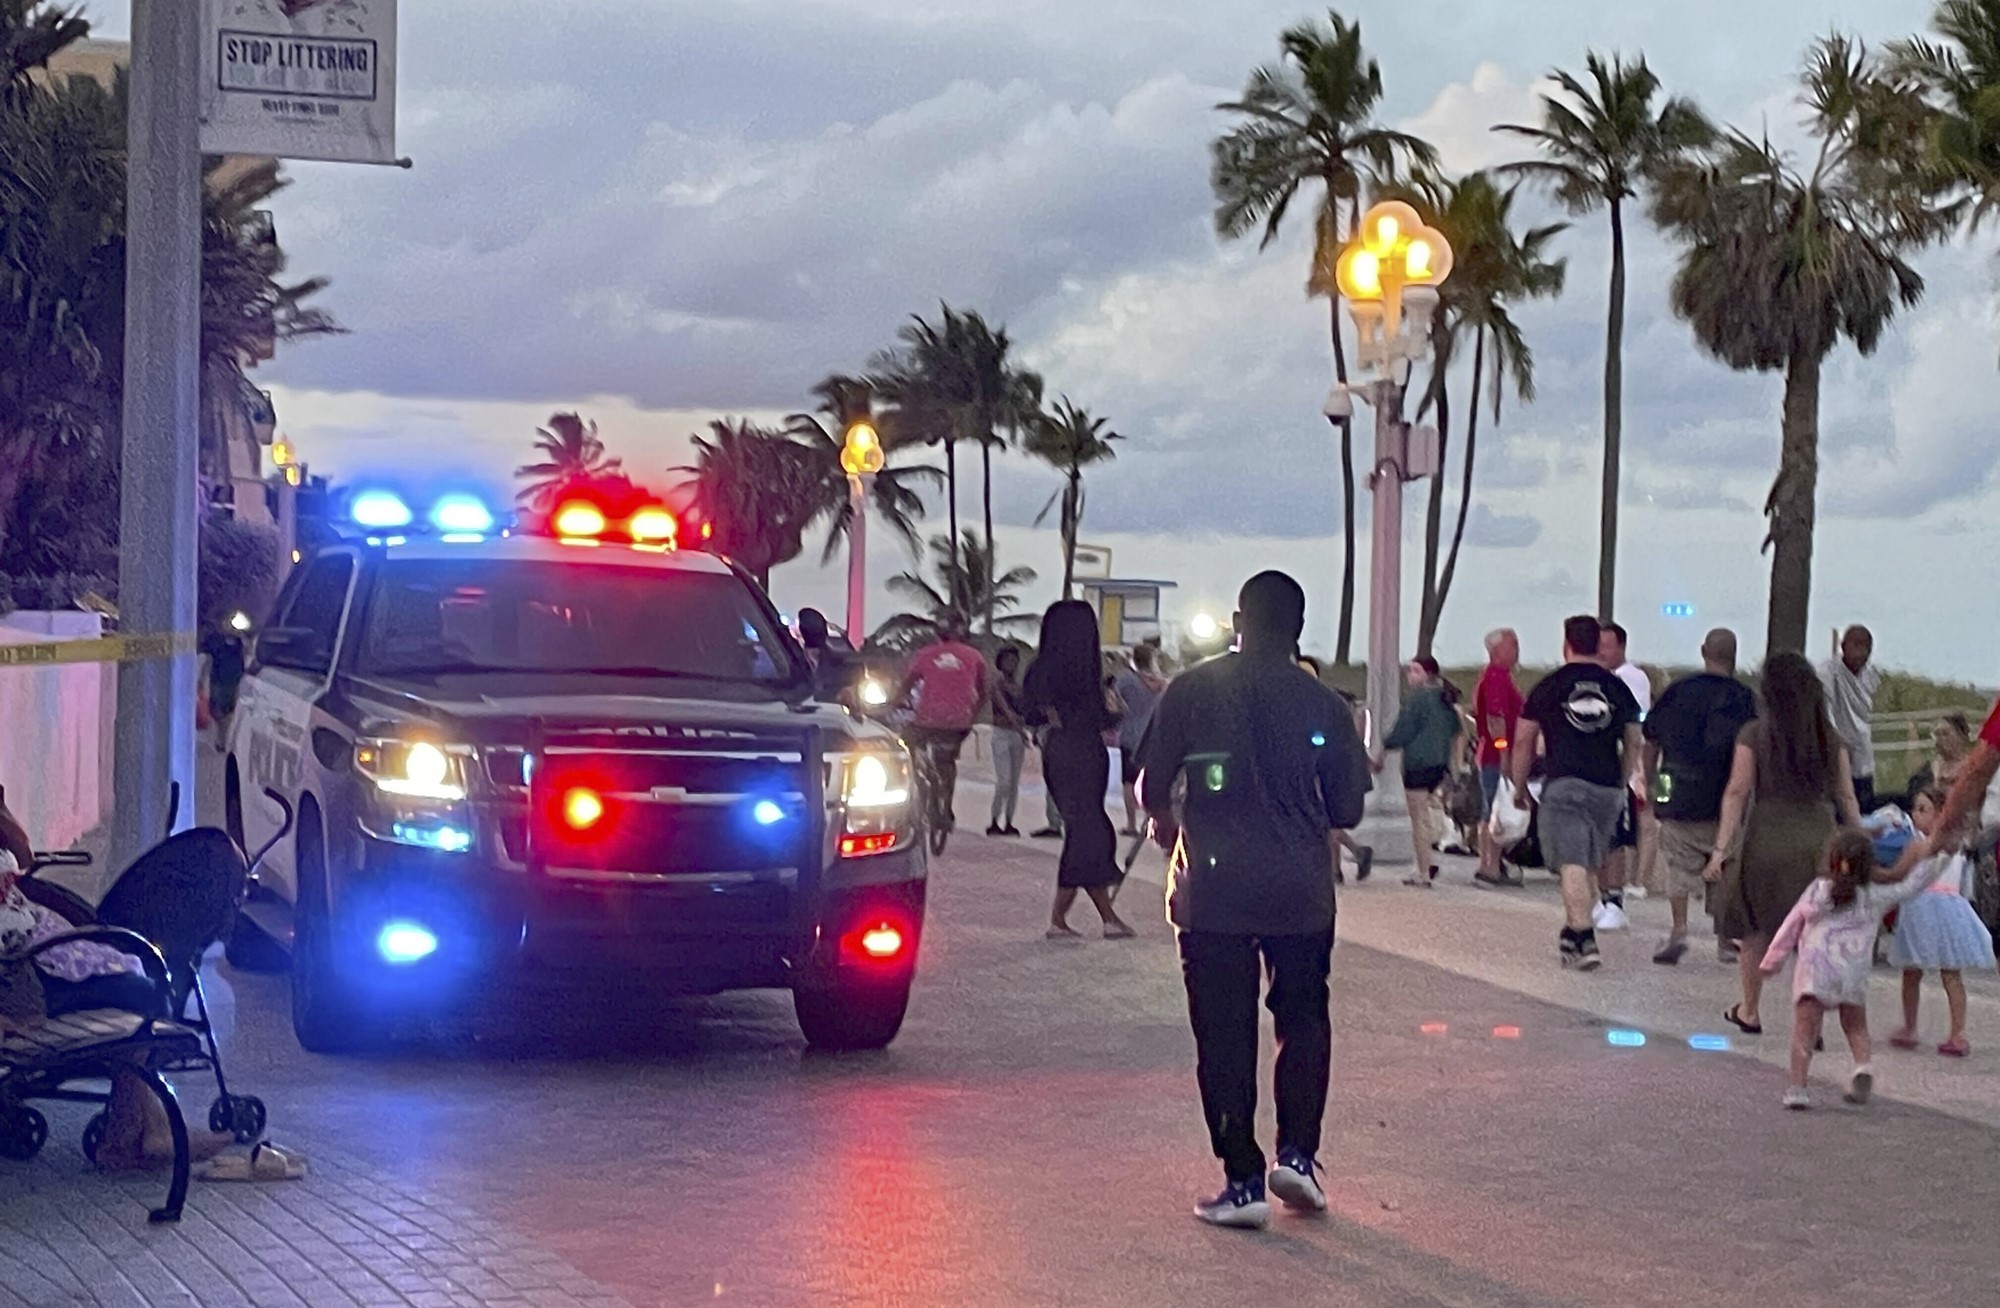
[830,748,912,858]
[858,676,890,708]
[356,738,468,802]
[844,751,910,808]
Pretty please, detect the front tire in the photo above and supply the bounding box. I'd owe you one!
[290,810,381,1055]
[794,978,912,1052]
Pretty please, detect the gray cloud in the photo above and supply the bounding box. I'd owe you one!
[1461,504,1542,549]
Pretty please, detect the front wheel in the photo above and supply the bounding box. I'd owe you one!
[794,979,912,1052]
[290,818,382,1055]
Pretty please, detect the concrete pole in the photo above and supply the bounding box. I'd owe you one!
[845,473,872,640]
[1364,378,1407,818]
[113,0,204,866]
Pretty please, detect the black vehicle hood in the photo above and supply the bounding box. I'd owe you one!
[336,672,873,745]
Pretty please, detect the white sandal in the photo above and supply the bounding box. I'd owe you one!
[196,1141,309,1182]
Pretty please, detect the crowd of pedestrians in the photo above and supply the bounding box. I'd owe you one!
[884,586,1997,1220]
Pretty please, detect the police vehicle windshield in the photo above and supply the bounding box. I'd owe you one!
[354,559,799,686]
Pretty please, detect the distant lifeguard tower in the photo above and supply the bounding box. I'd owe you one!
[1070,544,1176,651]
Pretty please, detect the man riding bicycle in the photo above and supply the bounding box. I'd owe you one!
[897,614,988,844]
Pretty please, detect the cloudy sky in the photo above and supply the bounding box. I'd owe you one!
[95,0,2000,680]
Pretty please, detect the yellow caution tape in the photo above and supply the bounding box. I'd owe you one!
[0,631,200,669]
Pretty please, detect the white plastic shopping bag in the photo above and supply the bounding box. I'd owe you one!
[1487,777,1531,846]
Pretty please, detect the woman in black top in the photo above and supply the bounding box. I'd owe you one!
[1024,601,1134,939]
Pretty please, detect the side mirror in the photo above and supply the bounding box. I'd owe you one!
[252,626,323,671]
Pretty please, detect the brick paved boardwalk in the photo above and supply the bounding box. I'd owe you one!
[0,1146,630,1308]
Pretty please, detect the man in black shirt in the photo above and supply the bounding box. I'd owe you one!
[1643,628,1758,965]
[1510,615,1643,971]
[1142,571,1371,1229]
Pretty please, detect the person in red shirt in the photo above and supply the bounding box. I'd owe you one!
[897,615,990,838]
[1473,627,1525,887]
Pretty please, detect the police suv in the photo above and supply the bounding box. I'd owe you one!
[224,491,924,1053]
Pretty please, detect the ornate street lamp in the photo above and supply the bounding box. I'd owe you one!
[1333,200,1453,773]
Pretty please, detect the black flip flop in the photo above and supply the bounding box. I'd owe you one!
[1724,1005,1763,1036]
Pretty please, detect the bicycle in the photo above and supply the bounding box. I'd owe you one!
[904,728,965,857]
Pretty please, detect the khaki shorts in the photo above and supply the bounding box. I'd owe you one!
[1658,819,1723,903]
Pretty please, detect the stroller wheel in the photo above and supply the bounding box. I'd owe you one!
[0,1106,48,1162]
[209,1094,268,1143]
[81,1112,107,1163]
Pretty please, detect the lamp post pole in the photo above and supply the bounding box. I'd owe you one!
[841,419,885,644]
[845,472,875,639]
[114,0,204,867]
[1362,378,1405,774]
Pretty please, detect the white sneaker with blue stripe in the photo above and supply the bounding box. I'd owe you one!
[1194,1175,1269,1229]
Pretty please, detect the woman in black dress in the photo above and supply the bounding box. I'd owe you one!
[1024,601,1135,940]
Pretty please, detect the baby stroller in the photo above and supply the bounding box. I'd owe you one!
[20,782,293,1158]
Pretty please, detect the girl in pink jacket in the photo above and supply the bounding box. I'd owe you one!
[1761,830,1944,1110]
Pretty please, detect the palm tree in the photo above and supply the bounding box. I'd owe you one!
[0,5,337,560]
[1023,398,1123,598]
[785,373,941,562]
[1211,9,1435,664]
[1497,53,1713,621]
[1895,2,2000,200]
[1396,173,1567,656]
[677,418,824,588]
[1,0,87,104]
[888,529,1038,633]
[870,306,1040,630]
[514,413,622,513]
[1651,37,1952,655]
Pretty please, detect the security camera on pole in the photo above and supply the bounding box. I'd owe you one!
[1327,201,1451,817]
[840,417,885,640]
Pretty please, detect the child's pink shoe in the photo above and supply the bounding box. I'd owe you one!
[1938,1036,1970,1058]
[1887,1028,1920,1050]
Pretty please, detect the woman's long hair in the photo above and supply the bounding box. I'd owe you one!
[1026,600,1103,709]
[1758,651,1839,802]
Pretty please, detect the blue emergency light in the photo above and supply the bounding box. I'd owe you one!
[351,490,414,530]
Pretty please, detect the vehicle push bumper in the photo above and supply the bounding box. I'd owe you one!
[329,721,926,1000]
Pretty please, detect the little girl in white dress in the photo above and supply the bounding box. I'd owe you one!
[1760,829,1945,1110]
[1886,787,1995,1056]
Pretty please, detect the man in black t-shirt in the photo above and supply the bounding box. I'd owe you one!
[1510,615,1643,971]
[1643,628,1758,965]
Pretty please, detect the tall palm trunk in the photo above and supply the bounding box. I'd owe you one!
[1416,326,1451,659]
[1434,328,1486,629]
[1330,297,1359,667]
[982,439,996,635]
[1765,351,1821,657]
[1597,198,1626,621]
[945,438,960,594]
[1060,472,1081,599]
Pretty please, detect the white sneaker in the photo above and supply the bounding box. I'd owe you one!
[1595,902,1630,932]
[1268,1151,1328,1213]
[1845,1066,1874,1105]
[1625,885,1648,901]
[1782,1086,1811,1110]
[1590,901,1609,929]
